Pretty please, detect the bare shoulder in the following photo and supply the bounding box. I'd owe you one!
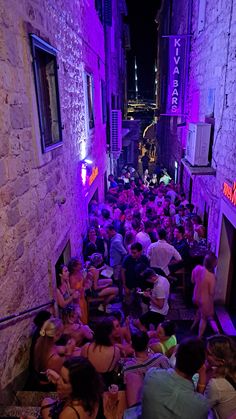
[59,406,79,419]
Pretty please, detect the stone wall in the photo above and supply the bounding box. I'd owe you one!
[159,0,236,249]
[0,0,108,392]
[186,0,236,246]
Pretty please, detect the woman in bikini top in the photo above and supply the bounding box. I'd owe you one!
[40,357,103,419]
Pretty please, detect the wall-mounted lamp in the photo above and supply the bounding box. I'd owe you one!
[84,158,93,165]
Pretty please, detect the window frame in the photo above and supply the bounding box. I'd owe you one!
[101,79,107,124]
[30,33,63,153]
[84,71,95,133]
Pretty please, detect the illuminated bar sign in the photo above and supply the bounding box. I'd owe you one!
[89,166,99,186]
[162,35,188,116]
[81,163,99,193]
[223,181,236,206]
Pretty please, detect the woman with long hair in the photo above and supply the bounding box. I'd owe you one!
[198,335,236,419]
[81,317,121,388]
[41,357,103,419]
[33,318,65,386]
[56,264,79,310]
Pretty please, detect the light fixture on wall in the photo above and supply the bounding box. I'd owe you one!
[84,158,93,165]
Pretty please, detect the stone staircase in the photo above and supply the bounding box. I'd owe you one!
[0,391,57,418]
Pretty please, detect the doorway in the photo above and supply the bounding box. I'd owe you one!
[55,240,71,287]
[217,215,236,310]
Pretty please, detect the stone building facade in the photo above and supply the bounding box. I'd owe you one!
[0,0,128,399]
[156,0,236,306]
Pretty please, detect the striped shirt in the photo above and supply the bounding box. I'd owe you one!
[124,353,170,381]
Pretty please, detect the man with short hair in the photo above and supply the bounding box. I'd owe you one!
[147,228,182,276]
[172,225,190,261]
[121,242,149,295]
[106,224,127,290]
[141,337,209,419]
[135,222,152,255]
[136,268,170,330]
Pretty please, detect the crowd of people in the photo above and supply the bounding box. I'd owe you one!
[26,170,236,419]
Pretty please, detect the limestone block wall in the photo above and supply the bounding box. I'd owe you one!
[186,0,236,247]
[159,0,236,249]
[0,0,107,392]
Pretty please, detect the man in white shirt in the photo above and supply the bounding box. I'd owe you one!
[136,268,170,331]
[135,222,152,255]
[147,228,182,276]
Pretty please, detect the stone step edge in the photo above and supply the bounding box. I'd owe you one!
[216,306,236,336]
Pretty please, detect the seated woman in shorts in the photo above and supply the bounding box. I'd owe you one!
[87,253,118,313]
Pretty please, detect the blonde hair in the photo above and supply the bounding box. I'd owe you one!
[35,317,63,372]
[40,317,62,338]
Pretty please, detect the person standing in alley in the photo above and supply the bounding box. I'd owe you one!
[141,152,150,174]
[106,224,127,294]
[147,228,182,277]
[191,252,219,337]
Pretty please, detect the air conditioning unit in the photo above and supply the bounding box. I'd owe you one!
[111,110,122,157]
[185,122,211,166]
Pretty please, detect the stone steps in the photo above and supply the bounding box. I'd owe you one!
[0,391,57,418]
[216,306,236,336]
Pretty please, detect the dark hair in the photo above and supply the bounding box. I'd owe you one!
[130,242,143,252]
[204,252,217,272]
[141,268,156,282]
[67,257,82,275]
[33,310,51,329]
[148,195,156,202]
[175,225,185,236]
[94,317,114,346]
[160,320,176,337]
[158,228,167,240]
[56,264,67,286]
[141,198,149,206]
[101,209,110,220]
[112,310,123,323]
[133,210,141,221]
[63,357,103,415]
[175,337,205,377]
[192,215,202,224]
[131,331,149,352]
[186,203,194,212]
[106,224,115,231]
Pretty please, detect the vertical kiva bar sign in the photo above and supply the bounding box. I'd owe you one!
[166,36,187,116]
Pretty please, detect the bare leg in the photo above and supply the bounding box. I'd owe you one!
[191,308,200,331]
[98,287,119,305]
[98,278,113,287]
[198,316,207,338]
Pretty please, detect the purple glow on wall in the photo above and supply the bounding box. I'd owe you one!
[81,163,87,186]
[163,35,187,116]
